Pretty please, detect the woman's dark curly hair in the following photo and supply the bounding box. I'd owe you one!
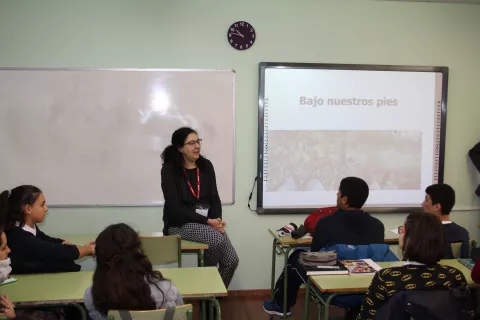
[91,223,166,314]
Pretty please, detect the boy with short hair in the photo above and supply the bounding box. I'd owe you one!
[422,183,470,258]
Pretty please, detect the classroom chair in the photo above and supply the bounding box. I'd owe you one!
[450,239,477,259]
[140,234,182,267]
[107,304,193,320]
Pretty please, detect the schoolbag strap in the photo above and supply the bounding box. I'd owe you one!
[119,310,133,320]
[164,307,176,320]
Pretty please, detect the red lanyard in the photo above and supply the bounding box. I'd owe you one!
[184,167,200,199]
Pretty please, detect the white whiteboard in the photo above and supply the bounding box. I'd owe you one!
[257,62,447,214]
[0,68,235,206]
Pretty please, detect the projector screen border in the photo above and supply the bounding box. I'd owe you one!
[256,62,448,215]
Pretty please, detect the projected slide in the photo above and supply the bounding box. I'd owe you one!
[267,130,422,192]
[257,63,446,212]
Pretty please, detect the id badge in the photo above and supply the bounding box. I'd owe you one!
[195,204,209,217]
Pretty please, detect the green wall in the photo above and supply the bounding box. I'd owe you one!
[1,0,480,290]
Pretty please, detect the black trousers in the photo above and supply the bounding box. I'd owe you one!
[272,249,362,320]
[273,249,308,308]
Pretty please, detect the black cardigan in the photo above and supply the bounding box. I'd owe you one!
[161,159,222,233]
[7,226,81,274]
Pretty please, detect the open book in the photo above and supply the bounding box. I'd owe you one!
[342,259,382,275]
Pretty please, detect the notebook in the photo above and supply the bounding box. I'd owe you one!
[458,258,475,270]
[1,277,17,286]
[303,261,349,275]
[342,259,382,275]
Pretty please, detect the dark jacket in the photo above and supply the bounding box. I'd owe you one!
[357,264,469,319]
[311,209,385,252]
[375,288,474,320]
[7,226,80,274]
[161,159,222,233]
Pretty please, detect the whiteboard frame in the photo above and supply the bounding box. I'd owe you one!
[0,67,236,208]
[256,62,448,215]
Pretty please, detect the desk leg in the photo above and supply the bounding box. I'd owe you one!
[197,249,206,320]
[198,249,205,267]
[303,279,311,320]
[282,246,294,320]
[323,293,337,320]
[68,303,87,320]
[205,298,221,320]
[209,301,214,319]
[270,239,277,299]
[202,301,207,320]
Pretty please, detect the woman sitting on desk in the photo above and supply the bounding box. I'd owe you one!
[0,185,95,274]
[161,127,239,287]
[356,212,469,319]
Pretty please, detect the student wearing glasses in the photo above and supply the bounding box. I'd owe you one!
[160,127,239,287]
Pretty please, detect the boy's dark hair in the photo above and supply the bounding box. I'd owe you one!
[339,177,369,209]
[403,212,446,265]
[425,184,455,215]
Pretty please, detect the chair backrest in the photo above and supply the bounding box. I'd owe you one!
[107,304,193,320]
[140,234,182,267]
[450,239,476,259]
[375,289,474,320]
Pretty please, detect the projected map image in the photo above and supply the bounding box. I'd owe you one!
[266,130,422,192]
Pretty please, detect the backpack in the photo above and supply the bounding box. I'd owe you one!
[304,206,337,235]
[375,288,474,320]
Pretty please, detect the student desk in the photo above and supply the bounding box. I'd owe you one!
[302,259,476,320]
[268,229,399,320]
[54,234,209,267]
[1,267,227,320]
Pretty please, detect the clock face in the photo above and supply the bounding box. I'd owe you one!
[227,21,255,51]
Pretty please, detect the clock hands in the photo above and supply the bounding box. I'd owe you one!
[232,30,244,38]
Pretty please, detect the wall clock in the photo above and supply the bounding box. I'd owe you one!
[227,21,255,51]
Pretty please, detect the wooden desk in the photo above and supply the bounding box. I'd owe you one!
[303,259,476,320]
[267,228,400,320]
[54,234,209,267]
[1,267,227,319]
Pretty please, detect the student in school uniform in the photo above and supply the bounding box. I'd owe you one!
[0,226,86,320]
[264,177,385,318]
[160,127,239,287]
[0,185,95,274]
[421,184,470,258]
[356,212,470,319]
[83,223,184,320]
[0,227,16,319]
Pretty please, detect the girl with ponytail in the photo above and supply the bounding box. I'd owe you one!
[0,185,95,274]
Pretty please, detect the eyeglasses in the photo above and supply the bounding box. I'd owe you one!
[398,225,405,235]
[184,139,202,146]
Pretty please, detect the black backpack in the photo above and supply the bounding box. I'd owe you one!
[469,142,480,197]
[375,288,474,320]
